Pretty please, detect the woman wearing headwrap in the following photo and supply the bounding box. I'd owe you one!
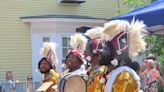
[37,42,59,92]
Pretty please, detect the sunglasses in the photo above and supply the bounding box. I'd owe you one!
[27,77,32,80]
[144,60,148,63]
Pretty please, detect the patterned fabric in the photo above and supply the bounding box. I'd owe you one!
[111,71,138,92]
[67,49,82,57]
[87,66,105,92]
[104,66,140,92]
[41,71,59,92]
[60,69,69,78]
[141,69,160,92]
[110,31,129,55]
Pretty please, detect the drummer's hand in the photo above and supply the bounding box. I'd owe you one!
[52,85,58,92]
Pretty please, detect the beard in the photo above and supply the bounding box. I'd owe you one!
[98,55,113,66]
[40,68,50,74]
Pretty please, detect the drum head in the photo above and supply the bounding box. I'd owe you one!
[105,66,140,92]
[60,75,86,92]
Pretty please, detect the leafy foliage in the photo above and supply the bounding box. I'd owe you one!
[145,35,164,75]
[123,0,156,8]
[123,0,150,8]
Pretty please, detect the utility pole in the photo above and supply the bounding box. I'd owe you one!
[117,0,121,14]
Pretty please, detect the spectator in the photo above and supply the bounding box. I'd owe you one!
[5,71,15,92]
[27,75,33,92]
[5,71,13,81]
[146,54,160,72]
[140,59,164,92]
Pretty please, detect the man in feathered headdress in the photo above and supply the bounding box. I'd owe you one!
[58,33,88,92]
[84,27,104,69]
[99,19,147,92]
[62,33,88,75]
[83,27,106,92]
[36,42,59,92]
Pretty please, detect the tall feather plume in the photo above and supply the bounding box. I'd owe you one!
[40,42,58,66]
[84,27,103,39]
[70,33,88,51]
[129,19,147,57]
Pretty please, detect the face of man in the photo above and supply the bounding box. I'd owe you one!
[84,39,103,66]
[65,54,82,70]
[39,59,51,74]
[99,45,113,66]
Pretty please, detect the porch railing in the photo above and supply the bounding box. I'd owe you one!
[0,81,40,92]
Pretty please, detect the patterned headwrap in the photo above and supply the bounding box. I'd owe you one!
[65,33,88,64]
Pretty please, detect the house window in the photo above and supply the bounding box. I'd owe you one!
[62,36,71,63]
[43,37,50,42]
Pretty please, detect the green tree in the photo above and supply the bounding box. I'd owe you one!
[123,0,157,9]
[123,0,151,8]
[145,35,164,73]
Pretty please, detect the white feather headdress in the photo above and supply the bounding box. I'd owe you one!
[102,19,147,57]
[84,27,103,39]
[70,33,88,51]
[40,42,58,66]
[103,20,130,41]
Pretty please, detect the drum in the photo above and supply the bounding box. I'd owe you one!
[59,74,87,92]
[105,66,141,92]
